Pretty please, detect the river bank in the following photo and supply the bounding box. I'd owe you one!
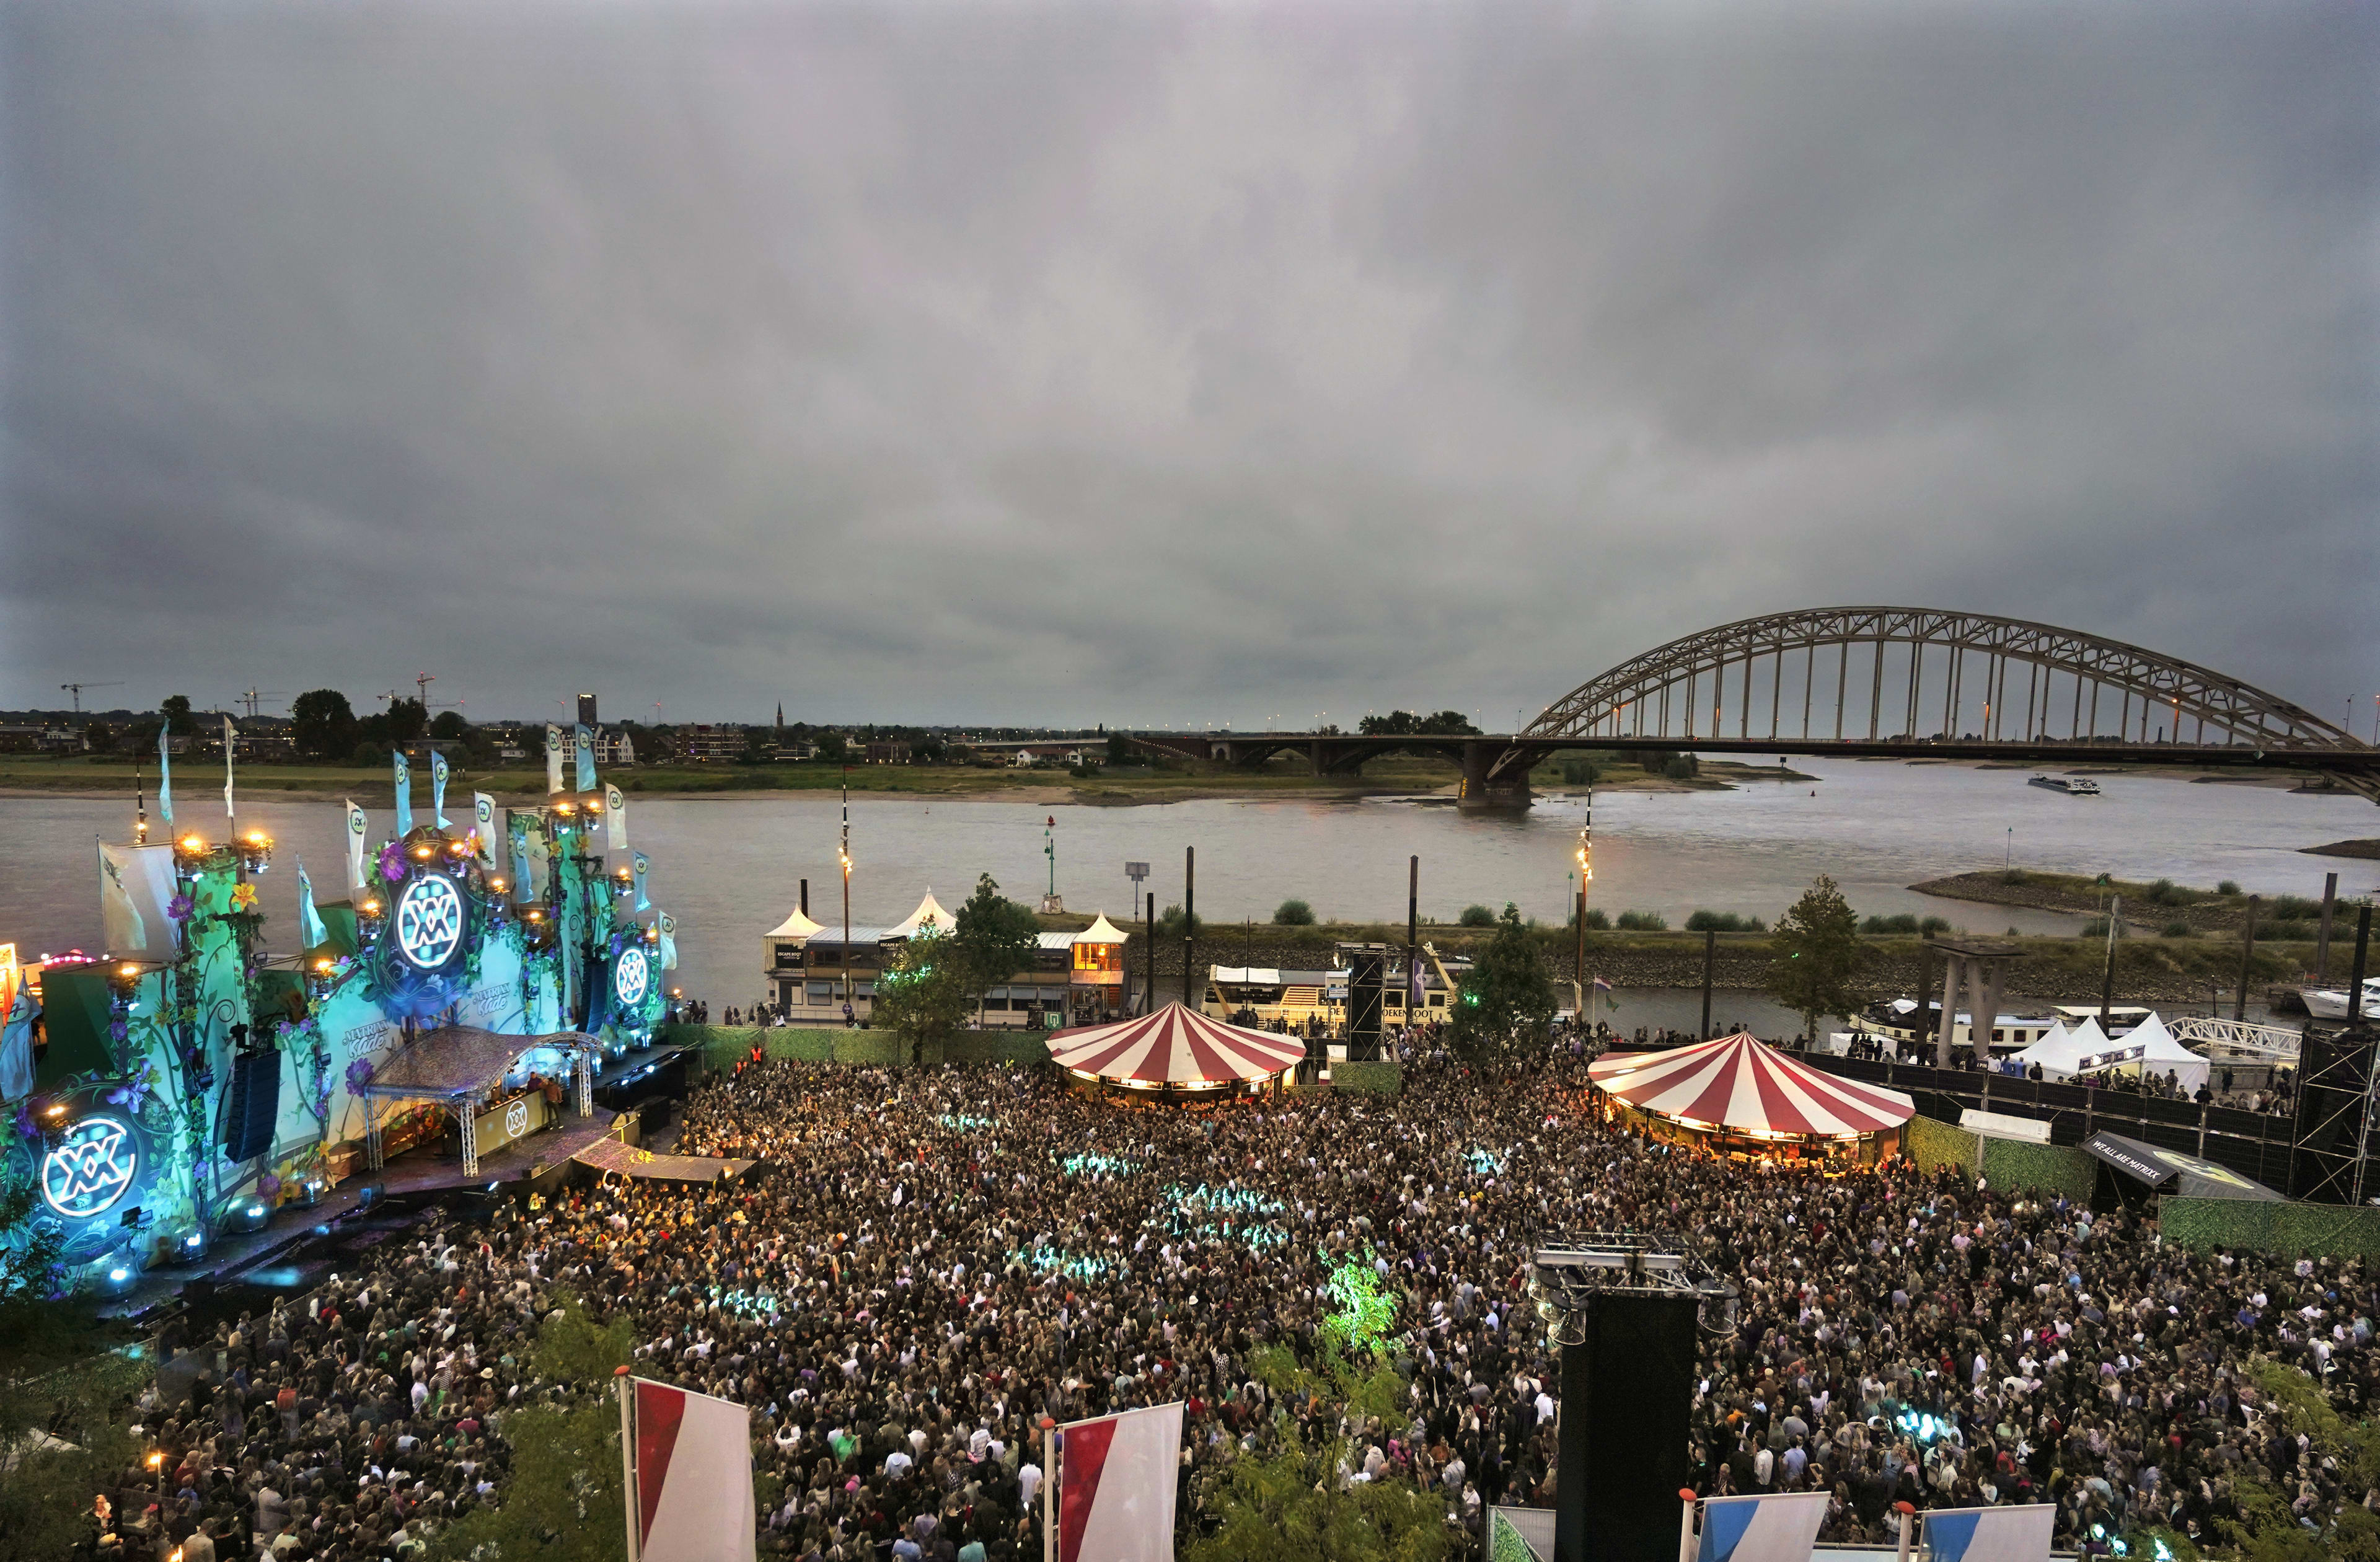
[1909,868,2327,937]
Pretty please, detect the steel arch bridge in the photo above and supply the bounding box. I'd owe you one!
[1126,606,2378,808]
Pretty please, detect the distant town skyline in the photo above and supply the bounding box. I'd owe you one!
[4,2,2373,730]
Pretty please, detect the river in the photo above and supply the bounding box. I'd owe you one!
[2,759,2371,1008]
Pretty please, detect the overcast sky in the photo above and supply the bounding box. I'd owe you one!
[3,1,2373,733]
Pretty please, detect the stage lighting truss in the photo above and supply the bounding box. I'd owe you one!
[1527,1230,1740,1346]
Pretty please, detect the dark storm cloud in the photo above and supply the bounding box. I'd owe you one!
[3,1,2373,730]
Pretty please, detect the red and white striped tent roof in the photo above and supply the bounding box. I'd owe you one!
[1587,1031,1915,1139]
[1046,1002,1305,1087]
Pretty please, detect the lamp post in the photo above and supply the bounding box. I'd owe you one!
[1574,793,1592,1020]
[840,770,853,1012]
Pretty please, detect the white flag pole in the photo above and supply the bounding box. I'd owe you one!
[1677,1488,1698,1562]
[1041,1415,1057,1562]
[1893,1500,1915,1562]
[617,1367,641,1562]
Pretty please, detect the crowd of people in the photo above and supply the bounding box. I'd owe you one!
[90,1037,2378,1562]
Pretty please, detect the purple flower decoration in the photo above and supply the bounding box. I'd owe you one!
[345,1057,376,1092]
[106,1064,155,1114]
[11,1101,35,1141]
[165,893,195,922]
[378,844,406,883]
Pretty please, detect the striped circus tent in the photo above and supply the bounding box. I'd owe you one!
[1588,1031,1914,1139]
[1046,1002,1305,1088]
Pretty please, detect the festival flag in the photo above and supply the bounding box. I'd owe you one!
[394,751,414,836]
[157,725,174,824]
[1056,1401,1183,1562]
[526,829,551,899]
[346,800,370,891]
[606,782,628,851]
[100,842,177,956]
[619,1376,755,1562]
[222,715,237,818]
[575,724,596,792]
[632,851,651,911]
[296,856,328,950]
[1592,974,1618,1012]
[431,749,451,827]
[0,968,39,1102]
[474,793,500,868]
[656,909,678,970]
[1693,1491,1831,1562]
[510,821,532,904]
[1921,1505,2055,1562]
[545,724,565,795]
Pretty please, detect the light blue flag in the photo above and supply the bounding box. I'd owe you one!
[157,725,174,824]
[1696,1492,1830,1562]
[574,724,596,792]
[510,825,531,904]
[1923,1505,2054,1562]
[0,969,40,1101]
[223,715,237,819]
[393,751,413,836]
[431,749,451,827]
[632,851,651,911]
[296,856,328,950]
[656,909,678,971]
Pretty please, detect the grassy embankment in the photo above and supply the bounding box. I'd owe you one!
[1913,867,2338,939]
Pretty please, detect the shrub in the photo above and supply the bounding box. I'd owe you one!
[2161,921,2195,938]
[1662,755,1699,780]
[1559,759,1599,787]
[1862,914,1944,936]
[2259,920,2313,942]
[1272,899,1316,926]
[1685,911,1766,933]
[1616,910,1668,931]
[1580,908,1611,930]
[2146,878,2187,906]
[2268,894,2322,921]
[1998,869,2027,885]
[2217,880,2242,896]
[1458,904,1496,927]
[2081,917,2113,938]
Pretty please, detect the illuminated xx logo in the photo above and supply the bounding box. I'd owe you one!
[42,1118,138,1219]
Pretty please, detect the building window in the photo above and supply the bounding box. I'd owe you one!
[806,982,835,1005]
[1073,943,1121,973]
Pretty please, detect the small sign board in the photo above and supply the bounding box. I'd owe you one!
[1124,861,1149,883]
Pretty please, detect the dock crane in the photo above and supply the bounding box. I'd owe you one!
[60,680,124,713]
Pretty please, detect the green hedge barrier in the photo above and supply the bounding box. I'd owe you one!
[1331,1061,1403,1095]
[1489,1510,1544,1562]
[656,1024,1052,1071]
[1903,1114,1978,1178]
[1980,1139,2097,1201]
[2160,1197,2380,1260]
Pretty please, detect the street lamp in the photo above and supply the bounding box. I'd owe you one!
[1573,792,1592,1018]
[840,769,853,1012]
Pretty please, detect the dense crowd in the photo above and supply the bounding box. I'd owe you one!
[94,1043,2378,1562]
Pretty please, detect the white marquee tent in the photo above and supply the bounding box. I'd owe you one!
[2011,1013,2208,1094]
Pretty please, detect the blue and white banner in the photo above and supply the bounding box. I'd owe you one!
[223,715,237,818]
[632,850,651,910]
[100,842,177,956]
[157,725,174,824]
[346,800,369,891]
[474,793,500,868]
[431,749,451,828]
[394,751,414,836]
[1923,1504,2054,1562]
[575,723,596,792]
[656,909,678,971]
[605,781,628,852]
[510,823,532,904]
[545,724,565,795]
[0,968,39,1102]
[1695,1491,1830,1562]
[296,856,329,950]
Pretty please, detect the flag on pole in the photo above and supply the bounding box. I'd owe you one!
[157,725,174,824]
[394,751,414,836]
[223,715,237,818]
[606,782,629,851]
[511,821,532,903]
[296,856,328,950]
[474,793,500,868]
[1056,1401,1184,1562]
[0,968,39,1102]
[633,851,651,911]
[545,724,565,795]
[100,842,177,956]
[619,1375,755,1562]
[1921,1505,2055,1562]
[1592,974,1618,1012]
[575,724,596,792]
[431,749,451,828]
[1693,1491,1830,1562]
[656,909,678,971]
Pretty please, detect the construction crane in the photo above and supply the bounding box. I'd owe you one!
[415,672,436,705]
[235,688,289,718]
[60,681,124,713]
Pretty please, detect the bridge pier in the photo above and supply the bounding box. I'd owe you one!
[1457,741,1532,812]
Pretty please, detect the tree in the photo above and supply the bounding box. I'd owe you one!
[953,873,1041,1025]
[1765,874,1866,1040]
[428,708,470,741]
[1273,899,1316,926]
[289,689,357,759]
[873,928,975,1064]
[158,694,198,736]
[1448,905,1556,1066]
[384,696,428,744]
[1106,733,1135,766]
[1457,904,1495,927]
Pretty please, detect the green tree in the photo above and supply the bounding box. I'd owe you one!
[1765,874,1866,1040]
[384,697,428,744]
[1448,905,1556,1067]
[158,694,198,736]
[953,873,1042,1025]
[289,689,357,759]
[429,709,470,741]
[1272,899,1316,926]
[874,928,974,1064]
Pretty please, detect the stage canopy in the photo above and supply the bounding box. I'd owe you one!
[1046,1001,1304,1088]
[356,1025,601,1102]
[1588,1031,1915,1139]
[2082,1131,2283,1201]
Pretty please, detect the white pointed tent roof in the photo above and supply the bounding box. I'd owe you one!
[888,889,955,940]
[1077,912,1127,945]
[2012,1014,2208,1088]
[767,904,824,940]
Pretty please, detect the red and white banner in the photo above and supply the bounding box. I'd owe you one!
[624,1376,755,1562]
[1057,1401,1183,1562]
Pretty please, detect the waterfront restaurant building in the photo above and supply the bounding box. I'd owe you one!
[762,893,1129,1027]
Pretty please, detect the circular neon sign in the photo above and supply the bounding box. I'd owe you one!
[41,1118,139,1220]
[392,874,465,969]
[614,945,651,1008]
